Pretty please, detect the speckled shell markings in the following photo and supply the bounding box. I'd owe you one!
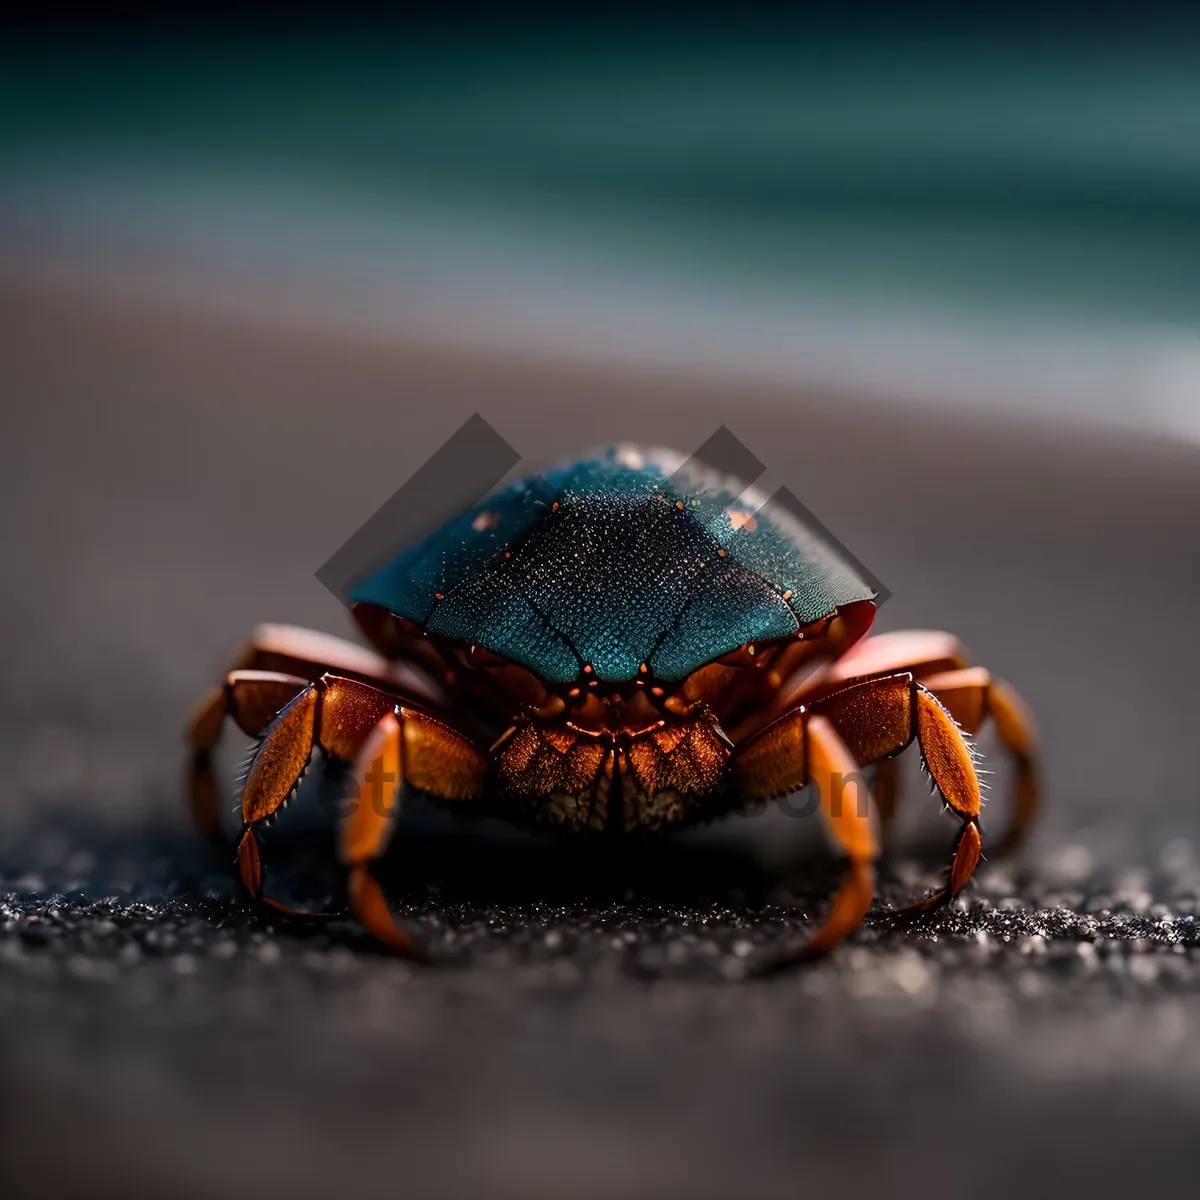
[350,446,876,684]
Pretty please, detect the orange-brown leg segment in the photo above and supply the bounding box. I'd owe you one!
[340,716,420,958]
[812,673,983,913]
[230,623,410,689]
[733,712,878,965]
[339,701,494,957]
[822,629,967,687]
[817,631,1038,855]
[239,674,488,952]
[185,624,439,841]
[919,667,1038,855]
[186,670,312,841]
[187,688,231,841]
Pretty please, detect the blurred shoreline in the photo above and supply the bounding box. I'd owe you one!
[4,23,1199,442]
[4,193,1200,448]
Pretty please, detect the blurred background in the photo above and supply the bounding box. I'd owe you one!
[2,7,1200,1200]
[4,9,1200,437]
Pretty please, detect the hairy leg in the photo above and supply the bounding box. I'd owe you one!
[812,673,984,912]
[186,669,313,840]
[185,624,438,839]
[919,667,1037,855]
[815,630,1038,854]
[239,674,488,952]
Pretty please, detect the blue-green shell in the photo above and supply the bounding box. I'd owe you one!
[350,446,876,684]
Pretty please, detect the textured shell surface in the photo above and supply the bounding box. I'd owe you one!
[350,445,876,684]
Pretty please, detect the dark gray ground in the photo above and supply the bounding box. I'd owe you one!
[2,274,1200,1199]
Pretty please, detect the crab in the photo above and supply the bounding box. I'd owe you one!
[187,446,1037,964]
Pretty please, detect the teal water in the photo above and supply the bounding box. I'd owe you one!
[2,28,1198,328]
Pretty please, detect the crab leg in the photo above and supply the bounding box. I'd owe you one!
[812,630,1038,854]
[238,674,488,948]
[821,629,967,685]
[918,668,1037,855]
[733,713,878,964]
[186,669,313,840]
[811,673,983,913]
[185,625,438,840]
[228,622,423,689]
[338,702,495,956]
